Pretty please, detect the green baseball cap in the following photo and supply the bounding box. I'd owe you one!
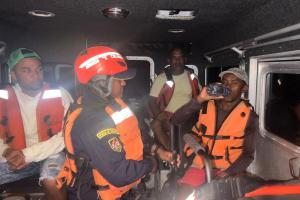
[7,48,41,69]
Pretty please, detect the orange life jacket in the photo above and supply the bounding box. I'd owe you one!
[157,70,199,112]
[0,84,64,150]
[186,100,251,170]
[56,97,144,200]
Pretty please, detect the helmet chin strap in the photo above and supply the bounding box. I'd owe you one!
[87,75,113,99]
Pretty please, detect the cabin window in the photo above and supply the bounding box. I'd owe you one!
[42,59,153,103]
[1,63,10,87]
[205,66,233,85]
[264,73,300,146]
[123,60,151,100]
[122,58,152,117]
[43,63,76,97]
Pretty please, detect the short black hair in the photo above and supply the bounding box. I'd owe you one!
[168,45,187,57]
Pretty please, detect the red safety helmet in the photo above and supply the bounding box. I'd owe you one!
[75,46,129,84]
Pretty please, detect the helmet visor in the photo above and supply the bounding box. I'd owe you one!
[113,68,136,80]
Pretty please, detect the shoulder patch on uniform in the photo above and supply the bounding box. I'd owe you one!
[96,128,118,139]
[108,137,122,152]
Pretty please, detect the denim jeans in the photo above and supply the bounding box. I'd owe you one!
[0,152,65,185]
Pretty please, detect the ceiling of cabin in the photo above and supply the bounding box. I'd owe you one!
[1,0,272,45]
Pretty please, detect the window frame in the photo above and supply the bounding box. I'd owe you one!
[204,65,238,85]
[250,54,300,153]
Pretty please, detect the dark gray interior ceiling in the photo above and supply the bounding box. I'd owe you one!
[1,0,271,43]
[1,0,300,53]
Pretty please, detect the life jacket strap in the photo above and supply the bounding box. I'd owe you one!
[91,184,110,191]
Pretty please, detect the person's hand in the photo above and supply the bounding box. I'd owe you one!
[3,148,27,170]
[196,86,224,104]
[215,170,228,179]
[9,161,27,171]
[156,112,168,121]
[156,147,172,161]
[149,156,158,174]
[156,148,181,168]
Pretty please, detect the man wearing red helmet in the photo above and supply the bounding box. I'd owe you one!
[56,46,176,200]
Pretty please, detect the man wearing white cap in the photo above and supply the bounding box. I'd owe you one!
[172,68,258,199]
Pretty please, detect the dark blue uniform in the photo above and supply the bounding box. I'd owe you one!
[68,91,153,199]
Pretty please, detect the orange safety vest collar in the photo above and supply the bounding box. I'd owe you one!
[189,100,251,170]
[57,97,143,200]
[157,71,199,112]
[0,84,64,150]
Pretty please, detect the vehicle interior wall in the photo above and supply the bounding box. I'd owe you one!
[2,30,208,98]
[249,61,300,180]
[5,30,207,67]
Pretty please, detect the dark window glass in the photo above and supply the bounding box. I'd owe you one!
[43,64,76,98]
[56,66,75,97]
[206,66,233,84]
[123,60,151,120]
[0,63,9,87]
[265,73,300,145]
[123,60,151,100]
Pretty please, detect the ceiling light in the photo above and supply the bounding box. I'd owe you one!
[28,10,55,18]
[156,10,195,20]
[168,29,186,33]
[102,7,129,19]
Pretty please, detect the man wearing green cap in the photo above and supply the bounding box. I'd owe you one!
[0,48,73,199]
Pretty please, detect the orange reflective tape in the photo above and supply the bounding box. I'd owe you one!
[245,185,300,197]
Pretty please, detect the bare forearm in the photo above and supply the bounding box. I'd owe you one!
[171,98,202,125]
[149,97,161,118]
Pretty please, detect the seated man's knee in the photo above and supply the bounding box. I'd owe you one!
[41,178,66,200]
[41,178,56,188]
[40,153,65,181]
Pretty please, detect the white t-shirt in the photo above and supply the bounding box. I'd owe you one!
[0,83,73,163]
[150,70,199,113]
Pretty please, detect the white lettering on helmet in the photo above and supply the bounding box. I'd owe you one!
[79,52,123,69]
[42,89,62,99]
[111,107,133,124]
[0,90,8,99]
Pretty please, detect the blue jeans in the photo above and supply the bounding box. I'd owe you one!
[0,152,65,185]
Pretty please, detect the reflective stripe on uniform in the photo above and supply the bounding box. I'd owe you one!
[111,107,133,124]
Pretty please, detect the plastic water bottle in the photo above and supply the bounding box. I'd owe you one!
[206,83,230,97]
